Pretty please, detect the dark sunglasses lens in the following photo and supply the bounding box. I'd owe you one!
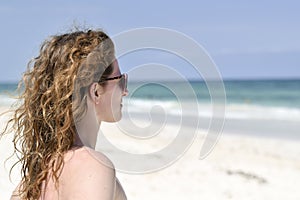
[120,74,127,91]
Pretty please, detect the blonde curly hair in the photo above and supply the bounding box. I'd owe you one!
[1,29,115,200]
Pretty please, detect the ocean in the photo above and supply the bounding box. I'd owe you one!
[1,79,299,139]
[1,79,300,117]
[124,79,300,121]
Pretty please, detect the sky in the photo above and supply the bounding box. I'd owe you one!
[0,0,299,82]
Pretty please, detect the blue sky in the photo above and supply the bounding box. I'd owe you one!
[0,0,299,82]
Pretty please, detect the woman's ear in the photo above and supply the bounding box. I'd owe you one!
[89,83,103,104]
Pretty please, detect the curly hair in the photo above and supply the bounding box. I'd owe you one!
[1,29,115,200]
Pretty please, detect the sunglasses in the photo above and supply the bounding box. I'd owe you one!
[98,73,128,92]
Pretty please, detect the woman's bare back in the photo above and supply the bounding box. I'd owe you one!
[11,146,126,200]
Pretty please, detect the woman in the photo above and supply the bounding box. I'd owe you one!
[4,29,128,199]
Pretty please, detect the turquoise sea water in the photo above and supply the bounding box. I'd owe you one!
[122,79,300,123]
[122,79,300,139]
[127,79,300,108]
[0,79,299,121]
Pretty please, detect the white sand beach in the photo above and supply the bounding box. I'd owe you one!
[1,106,300,200]
[101,121,300,200]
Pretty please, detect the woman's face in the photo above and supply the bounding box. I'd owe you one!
[95,60,128,122]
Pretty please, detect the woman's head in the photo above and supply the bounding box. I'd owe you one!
[6,29,125,199]
[73,40,128,125]
[93,60,128,122]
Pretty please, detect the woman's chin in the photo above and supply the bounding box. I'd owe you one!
[114,113,122,122]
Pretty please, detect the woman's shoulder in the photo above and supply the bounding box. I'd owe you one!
[83,146,115,170]
[66,146,115,172]
[61,146,116,199]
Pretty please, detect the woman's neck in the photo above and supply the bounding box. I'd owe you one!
[73,100,101,149]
